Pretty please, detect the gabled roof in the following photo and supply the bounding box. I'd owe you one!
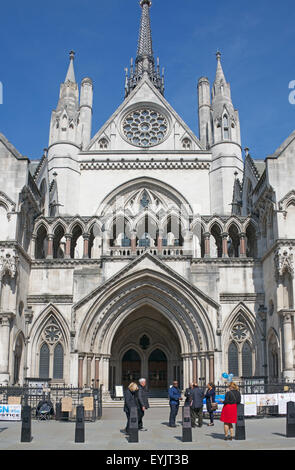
[73,251,220,311]
[85,74,204,152]
[267,129,295,160]
[0,133,28,161]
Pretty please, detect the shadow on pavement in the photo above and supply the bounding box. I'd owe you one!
[205,432,227,440]
[0,428,8,433]
[272,432,287,438]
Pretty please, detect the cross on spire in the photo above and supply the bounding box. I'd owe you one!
[124,0,164,97]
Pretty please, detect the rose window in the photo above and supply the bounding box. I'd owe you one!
[231,323,249,343]
[122,108,168,147]
[44,322,62,344]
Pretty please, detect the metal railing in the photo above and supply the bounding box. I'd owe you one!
[0,384,103,421]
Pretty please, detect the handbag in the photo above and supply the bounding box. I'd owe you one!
[210,394,218,411]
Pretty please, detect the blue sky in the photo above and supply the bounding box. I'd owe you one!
[0,0,294,160]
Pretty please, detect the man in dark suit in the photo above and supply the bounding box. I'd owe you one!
[138,378,150,431]
[168,381,182,427]
[191,383,204,428]
[184,382,194,406]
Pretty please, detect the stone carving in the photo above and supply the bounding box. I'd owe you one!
[0,248,18,279]
[274,246,294,282]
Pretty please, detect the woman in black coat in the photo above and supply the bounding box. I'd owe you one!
[123,382,140,434]
[205,382,216,426]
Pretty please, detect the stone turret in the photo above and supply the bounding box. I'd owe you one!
[209,52,243,215]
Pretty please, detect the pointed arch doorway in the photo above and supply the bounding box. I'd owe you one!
[148,349,168,390]
[109,305,182,396]
[122,349,141,388]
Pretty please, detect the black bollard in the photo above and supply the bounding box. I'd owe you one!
[286,402,295,438]
[182,405,192,442]
[21,405,32,443]
[75,405,85,443]
[235,404,246,440]
[128,407,139,443]
[55,402,62,421]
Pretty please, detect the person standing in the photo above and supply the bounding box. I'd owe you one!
[168,381,182,427]
[191,383,204,428]
[123,382,140,434]
[220,382,241,440]
[184,382,194,406]
[205,382,216,426]
[138,378,150,431]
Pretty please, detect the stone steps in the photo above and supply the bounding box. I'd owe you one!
[103,398,183,408]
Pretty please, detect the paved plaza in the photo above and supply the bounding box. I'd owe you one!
[0,407,294,450]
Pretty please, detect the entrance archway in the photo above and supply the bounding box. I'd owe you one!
[148,349,167,390]
[110,305,182,396]
[122,349,141,388]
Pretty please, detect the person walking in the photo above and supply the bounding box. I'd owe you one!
[205,382,216,426]
[123,382,140,434]
[220,382,241,440]
[168,381,182,427]
[191,383,204,428]
[138,378,150,431]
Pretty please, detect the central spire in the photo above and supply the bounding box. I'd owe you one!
[125,0,164,98]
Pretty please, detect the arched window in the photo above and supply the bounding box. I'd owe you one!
[223,114,229,140]
[39,343,50,378]
[98,138,108,149]
[182,138,192,149]
[228,342,239,377]
[53,343,64,379]
[242,342,252,377]
[39,316,65,380]
[228,315,255,378]
[35,225,48,259]
[228,224,240,258]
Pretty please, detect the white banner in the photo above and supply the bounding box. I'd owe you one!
[242,395,257,416]
[278,393,295,415]
[257,394,278,407]
[0,404,22,421]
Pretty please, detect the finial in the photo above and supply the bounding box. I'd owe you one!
[69,50,75,61]
[216,50,221,61]
[244,147,250,157]
[140,0,152,7]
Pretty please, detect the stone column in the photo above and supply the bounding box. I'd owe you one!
[258,306,268,378]
[209,354,215,383]
[239,232,247,258]
[222,233,229,258]
[65,234,72,259]
[86,354,93,386]
[24,308,33,383]
[94,356,100,388]
[101,355,110,392]
[131,231,137,254]
[83,234,90,259]
[30,235,37,259]
[192,356,198,383]
[46,235,54,259]
[78,354,85,388]
[157,229,163,255]
[102,231,111,256]
[204,232,211,258]
[0,312,15,384]
[200,354,206,386]
[280,310,295,380]
[183,230,193,256]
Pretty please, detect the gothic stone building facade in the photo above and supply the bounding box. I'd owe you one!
[0,0,294,393]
